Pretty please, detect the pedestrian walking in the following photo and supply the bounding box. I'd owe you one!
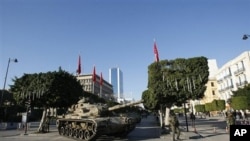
[169,111,181,141]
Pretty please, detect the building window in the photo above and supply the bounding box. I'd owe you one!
[211,82,214,87]
[212,90,215,95]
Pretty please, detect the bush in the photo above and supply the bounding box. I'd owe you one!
[195,104,205,112]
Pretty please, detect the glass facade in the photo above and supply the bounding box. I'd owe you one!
[109,68,123,99]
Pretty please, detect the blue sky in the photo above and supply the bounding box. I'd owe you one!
[1,0,250,100]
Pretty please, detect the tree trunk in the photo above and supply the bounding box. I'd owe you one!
[158,110,163,127]
[37,107,47,132]
[164,107,170,126]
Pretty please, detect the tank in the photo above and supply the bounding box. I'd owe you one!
[56,98,143,141]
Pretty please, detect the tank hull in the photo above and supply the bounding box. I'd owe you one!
[56,116,136,141]
[56,98,142,140]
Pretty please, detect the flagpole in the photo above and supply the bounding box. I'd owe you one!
[93,82,95,94]
[92,65,96,94]
[100,85,102,97]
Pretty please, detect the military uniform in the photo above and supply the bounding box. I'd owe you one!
[226,111,235,132]
[169,112,181,141]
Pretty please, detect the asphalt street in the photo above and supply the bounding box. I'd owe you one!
[0,114,230,141]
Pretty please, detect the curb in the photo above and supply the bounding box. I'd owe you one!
[159,126,204,140]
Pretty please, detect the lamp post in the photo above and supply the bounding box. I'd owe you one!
[0,58,18,107]
[242,34,250,40]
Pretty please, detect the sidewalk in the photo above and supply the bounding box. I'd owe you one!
[158,115,229,141]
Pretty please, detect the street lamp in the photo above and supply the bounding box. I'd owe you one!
[242,34,250,40]
[0,58,18,107]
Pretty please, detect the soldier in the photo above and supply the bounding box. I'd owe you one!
[45,116,50,132]
[226,111,235,132]
[169,111,181,141]
[190,112,196,127]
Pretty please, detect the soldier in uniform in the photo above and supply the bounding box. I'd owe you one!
[226,111,235,132]
[169,111,181,141]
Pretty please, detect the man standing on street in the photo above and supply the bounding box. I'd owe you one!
[226,111,235,132]
[169,110,181,141]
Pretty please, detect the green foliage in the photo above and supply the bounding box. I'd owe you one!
[0,90,19,122]
[232,84,250,109]
[142,89,159,110]
[173,107,184,113]
[144,56,209,111]
[231,96,248,110]
[0,90,15,105]
[10,68,84,109]
[204,100,225,112]
[195,104,205,112]
[205,103,213,111]
[216,100,226,111]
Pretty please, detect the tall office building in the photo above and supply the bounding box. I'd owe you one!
[109,67,123,100]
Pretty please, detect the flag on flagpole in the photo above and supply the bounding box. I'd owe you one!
[76,55,81,75]
[99,72,103,86]
[92,66,96,82]
[153,41,159,62]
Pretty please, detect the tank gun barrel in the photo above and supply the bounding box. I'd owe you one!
[108,100,143,111]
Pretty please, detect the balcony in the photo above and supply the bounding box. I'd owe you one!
[218,85,234,92]
[236,80,248,87]
[217,78,223,84]
[234,68,245,76]
[223,73,232,79]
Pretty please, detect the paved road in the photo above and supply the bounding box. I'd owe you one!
[176,116,230,141]
[0,115,230,141]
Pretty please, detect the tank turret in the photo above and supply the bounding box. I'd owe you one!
[56,98,143,141]
[62,98,143,119]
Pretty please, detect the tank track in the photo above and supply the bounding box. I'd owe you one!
[57,119,98,141]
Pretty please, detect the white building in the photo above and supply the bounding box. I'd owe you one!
[216,51,250,103]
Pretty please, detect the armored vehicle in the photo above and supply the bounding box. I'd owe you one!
[56,98,143,141]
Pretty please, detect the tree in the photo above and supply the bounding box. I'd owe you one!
[144,57,208,109]
[215,100,226,111]
[195,104,205,113]
[231,84,250,110]
[142,89,158,111]
[143,56,209,126]
[231,96,248,110]
[0,90,16,121]
[205,102,213,112]
[10,68,84,132]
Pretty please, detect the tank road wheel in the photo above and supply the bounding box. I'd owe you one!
[73,129,78,138]
[83,125,96,141]
[69,128,73,137]
[59,127,64,135]
[78,130,84,139]
[64,127,69,136]
[84,130,93,140]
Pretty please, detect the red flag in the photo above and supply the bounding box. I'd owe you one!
[154,41,159,62]
[99,72,103,86]
[92,66,96,82]
[76,55,81,75]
